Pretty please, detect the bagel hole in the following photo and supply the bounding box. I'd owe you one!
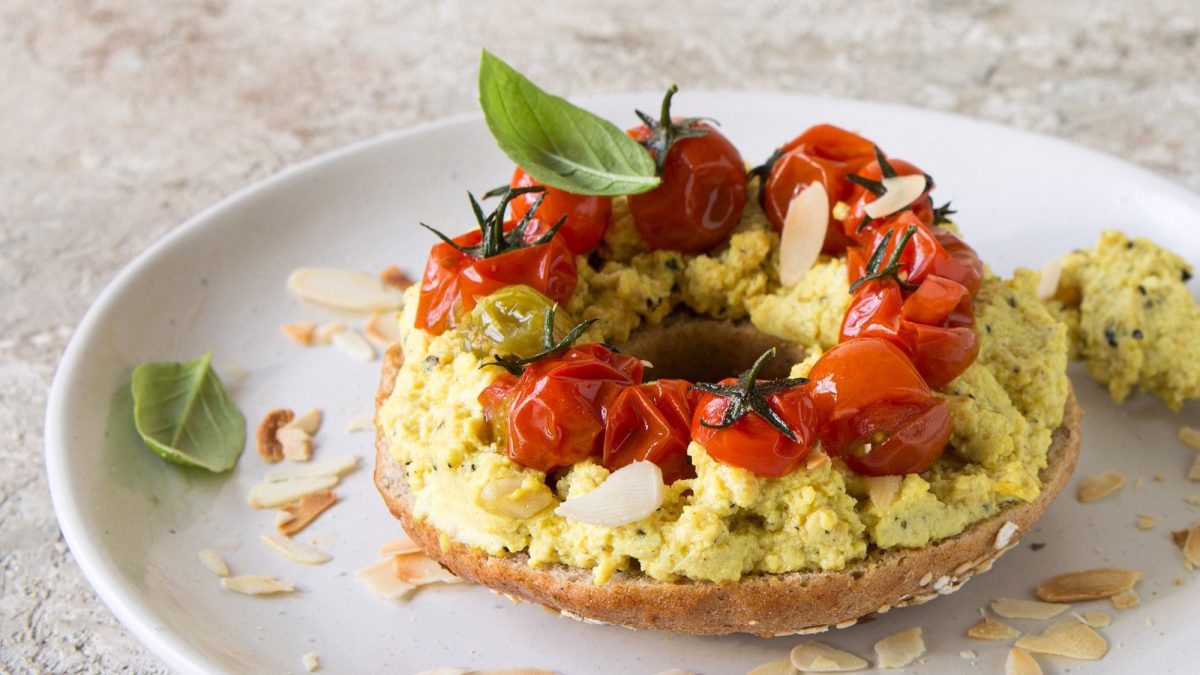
[619,318,808,383]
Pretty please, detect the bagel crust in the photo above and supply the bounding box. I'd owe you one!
[374,343,1083,636]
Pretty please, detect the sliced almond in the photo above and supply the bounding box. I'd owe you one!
[1136,515,1157,530]
[197,549,229,577]
[392,552,464,586]
[1173,528,1189,547]
[313,321,347,345]
[1184,523,1200,567]
[994,521,1020,549]
[379,265,414,292]
[379,538,422,557]
[346,414,375,433]
[288,267,406,312]
[301,652,319,672]
[1014,618,1108,660]
[1036,256,1063,302]
[779,182,829,286]
[862,174,927,219]
[277,491,338,536]
[789,642,868,672]
[281,321,318,346]
[990,598,1070,621]
[247,475,339,509]
[1110,588,1140,609]
[968,617,1022,640]
[873,627,923,668]
[256,409,294,463]
[277,426,313,462]
[1179,425,1200,452]
[959,650,976,660]
[284,408,323,435]
[831,200,851,222]
[260,533,332,565]
[866,475,902,510]
[331,329,376,362]
[365,310,401,348]
[265,455,359,483]
[554,461,664,528]
[1076,471,1125,503]
[746,657,796,675]
[1189,453,1200,482]
[1035,568,1142,602]
[220,575,295,595]
[1081,611,1111,627]
[1005,647,1043,675]
[355,558,414,601]
[479,476,557,520]
[806,450,830,470]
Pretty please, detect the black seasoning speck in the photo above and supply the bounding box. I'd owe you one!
[985,325,993,334]
[1184,269,1194,282]
[1105,327,1118,347]
[665,258,679,271]
[586,250,603,270]
[1031,542,1046,551]
[1137,285,1147,296]
[1126,241,1135,249]
[423,355,439,371]
[1007,296,1018,308]
[1133,329,1144,340]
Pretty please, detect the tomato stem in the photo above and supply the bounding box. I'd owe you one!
[480,305,598,375]
[692,348,808,442]
[633,85,712,175]
[849,224,921,294]
[420,185,566,260]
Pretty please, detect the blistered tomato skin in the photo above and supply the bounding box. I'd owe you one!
[842,157,935,241]
[833,398,953,476]
[690,383,816,478]
[603,379,697,483]
[509,167,612,255]
[627,122,747,254]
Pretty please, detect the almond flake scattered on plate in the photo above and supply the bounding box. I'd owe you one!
[285,408,323,435]
[789,642,868,672]
[256,408,294,463]
[301,652,319,672]
[331,329,376,362]
[1136,515,1158,530]
[1035,568,1142,603]
[1005,647,1043,675]
[968,616,1022,640]
[197,549,229,577]
[287,266,406,312]
[277,426,313,462]
[365,310,402,348]
[1014,618,1108,660]
[264,456,359,483]
[873,627,924,668]
[345,414,375,433]
[392,552,464,586]
[260,533,332,565]
[220,575,295,596]
[277,491,338,536]
[1081,611,1111,628]
[1076,471,1125,503]
[379,538,423,557]
[379,265,414,292]
[280,321,318,346]
[355,558,415,601]
[1184,523,1200,568]
[1179,425,1200,452]
[1110,588,1140,609]
[313,321,347,345]
[247,475,339,509]
[745,656,796,675]
[990,598,1070,621]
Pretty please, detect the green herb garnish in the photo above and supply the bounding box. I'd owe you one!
[849,223,920,294]
[478,49,659,196]
[480,305,598,376]
[633,85,712,174]
[691,348,807,441]
[421,185,563,259]
[131,353,246,473]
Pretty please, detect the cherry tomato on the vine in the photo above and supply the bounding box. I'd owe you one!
[508,167,612,255]
[690,380,817,478]
[603,379,698,483]
[842,157,935,242]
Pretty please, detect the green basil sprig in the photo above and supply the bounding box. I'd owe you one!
[131,353,246,473]
[478,49,660,197]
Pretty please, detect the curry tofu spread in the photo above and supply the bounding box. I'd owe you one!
[377,196,1070,584]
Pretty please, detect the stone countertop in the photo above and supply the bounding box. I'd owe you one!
[2,1,1197,671]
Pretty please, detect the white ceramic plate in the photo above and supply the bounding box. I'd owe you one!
[47,93,1200,674]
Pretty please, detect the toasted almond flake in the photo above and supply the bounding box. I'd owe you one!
[1036,256,1063,301]
[365,310,401,348]
[355,559,414,601]
[479,476,557,520]
[863,174,928,219]
[288,267,406,312]
[220,575,295,595]
[1155,473,1166,482]
[379,538,422,557]
[874,627,924,668]
[866,475,902,510]
[1173,528,1189,547]
[331,329,376,362]
[1175,577,1186,586]
[247,475,339,509]
[990,598,1070,621]
[197,549,229,577]
[1136,515,1157,530]
[281,321,317,346]
[1035,568,1142,602]
[256,409,294,463]
[260,533,331,565]
[1076,471,1125,503]
[392,552,463,586]
[1180,426,1200,451]
[345,414,374,433]
[789,642,868,672]
[746,657,796,675]
[779,182,829,286]
[831,200,851,221]
[1185,523,1200,567]
[554,461,664,527]
[301,652,319,672]
[1189,453,1200,482]
[313,321,347,345]
[1134,477,1146,489]
[277,491,337,536]
[994,521,1020,549]
[968,616,1022,640]
[1186,494,1200,507]
[277,426,313,462]
[1014,618,1108,660]
[265,456,358,483]
[283,408,322,436]
[806,450,829,470]
[1082,611,1111,627]
[379,265,414,291]
[959,650,976,660]
[1005,647,1043,675]
[1110,588,1140,609]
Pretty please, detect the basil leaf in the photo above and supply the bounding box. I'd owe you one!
[478,49,660,197]
[131,353,246,473]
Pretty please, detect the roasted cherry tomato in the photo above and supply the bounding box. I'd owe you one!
[824,397,952,476]
[847,214,981,296]
[690,377,817,478]
[478,344,643,473]
[901,275,969,325]
[760,124,875,253]
[627,87,747,253]
[463,285,573,358]
[842,156,935,241]
[508,167,612,255]
[805,338,930,428]
[603,379,697,483]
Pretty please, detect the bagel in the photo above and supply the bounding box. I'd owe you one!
[374,333,1082,636]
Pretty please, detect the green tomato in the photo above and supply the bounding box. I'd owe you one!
[464,285,573,358]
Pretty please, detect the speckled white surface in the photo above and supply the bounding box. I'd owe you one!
[3,1,1199,672]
